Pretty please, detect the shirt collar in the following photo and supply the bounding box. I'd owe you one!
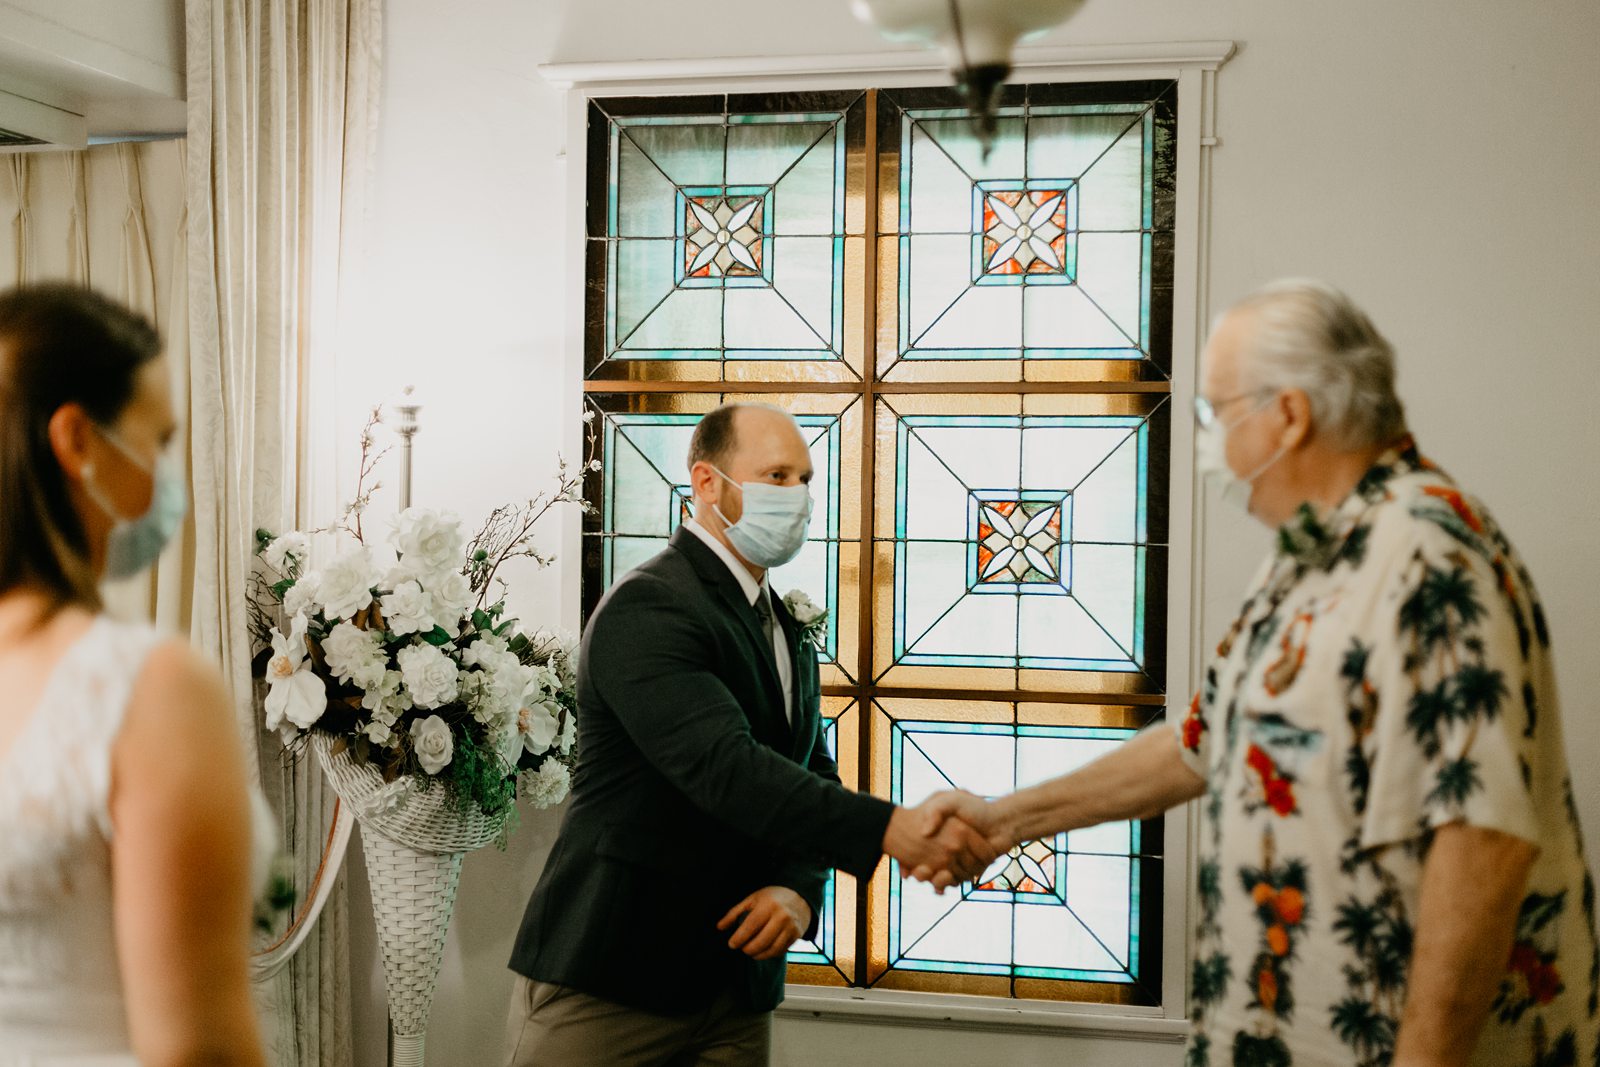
[685,517,768,607]
[1274,434,1428,570]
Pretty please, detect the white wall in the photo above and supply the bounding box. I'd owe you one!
[339,1,1600,1063]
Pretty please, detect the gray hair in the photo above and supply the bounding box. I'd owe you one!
[1224,278,1407,451]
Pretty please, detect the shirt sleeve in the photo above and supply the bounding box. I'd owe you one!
[1358,525,1540,852]
[1173,685,1211,779]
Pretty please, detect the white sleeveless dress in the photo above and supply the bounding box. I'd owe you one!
[0,616,164,1064]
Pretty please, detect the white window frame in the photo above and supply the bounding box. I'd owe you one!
[540,39,1235,1038]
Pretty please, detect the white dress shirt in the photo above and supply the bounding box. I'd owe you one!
[685,518,793,723]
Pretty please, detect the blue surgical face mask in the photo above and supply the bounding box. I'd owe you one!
[709,466,813,570]
[83,425,189,580]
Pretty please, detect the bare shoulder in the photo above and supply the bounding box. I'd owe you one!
[119,639,241,764]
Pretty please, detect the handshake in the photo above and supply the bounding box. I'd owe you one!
[882,790,1017,893]
[719,790,1017,961]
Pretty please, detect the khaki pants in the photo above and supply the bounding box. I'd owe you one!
[503,976,772,1067]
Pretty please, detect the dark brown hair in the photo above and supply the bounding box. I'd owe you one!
[0,284,162,611]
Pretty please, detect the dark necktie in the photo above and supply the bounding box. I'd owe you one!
[753,593,776,648]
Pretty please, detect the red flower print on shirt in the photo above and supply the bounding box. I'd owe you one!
[1182,693,1207,753]
[1245,744,1299,817]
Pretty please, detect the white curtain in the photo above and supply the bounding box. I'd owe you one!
[186,0,382,1063]
[0,143,193,628]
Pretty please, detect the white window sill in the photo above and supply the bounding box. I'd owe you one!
[778,985,1190,1042]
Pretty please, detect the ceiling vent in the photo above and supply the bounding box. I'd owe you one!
[0,87,85,151]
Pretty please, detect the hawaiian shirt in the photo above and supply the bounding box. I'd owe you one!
[1175,437,1599,1067]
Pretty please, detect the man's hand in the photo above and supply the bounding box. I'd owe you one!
[717,887,812,961]
[905,791,1016,890]
[882,797,1005,893]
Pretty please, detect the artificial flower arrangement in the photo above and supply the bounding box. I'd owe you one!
[249,408,596,817]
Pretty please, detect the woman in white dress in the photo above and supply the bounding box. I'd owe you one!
[0,285,266,1065]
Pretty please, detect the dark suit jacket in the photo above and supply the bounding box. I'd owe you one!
[508,527,894,1014]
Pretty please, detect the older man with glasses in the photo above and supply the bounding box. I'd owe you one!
[920,279,1600,1067]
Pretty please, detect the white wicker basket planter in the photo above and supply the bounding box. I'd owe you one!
[313,731,509,1066]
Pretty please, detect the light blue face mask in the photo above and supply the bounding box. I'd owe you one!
[710,466,813,570]
[83,425,189,580]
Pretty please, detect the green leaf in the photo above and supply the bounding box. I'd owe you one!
[271,578,295,600]
[471,610,493,633]
[422,626,452,646]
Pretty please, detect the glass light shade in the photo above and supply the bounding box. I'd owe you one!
[851,0,1089,152]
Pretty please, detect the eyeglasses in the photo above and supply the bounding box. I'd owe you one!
[1193,388,1270,429]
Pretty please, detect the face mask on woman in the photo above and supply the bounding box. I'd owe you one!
[709,466,813,569]
[81,425,189,579]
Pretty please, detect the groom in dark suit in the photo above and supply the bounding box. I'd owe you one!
[505,403,998,1066]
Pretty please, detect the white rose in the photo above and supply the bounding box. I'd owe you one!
[409,714,454,775]
[783,589,826,627]
[263,531,310,573]
[426,570,474,636]
[517,701,561,756]
[282,575,320,620]
[395,641,459,709]
[380,579,436,636]
[363,720,394,746]
[391,508,465,581]
[264,617,327,730]
[558,709,577,755]
[317,548,377,621]
[321,621,384,684]
[522,759,571,808]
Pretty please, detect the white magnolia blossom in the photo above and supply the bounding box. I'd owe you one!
[264,616,326,731]
[395,641,459,709]
[391,508,465,581]
[495,713,525,768]
[320,621,385,684]
[380,579,436,637]
[409,715,454,775]
[263,531,310,573]
[316,547,378,621]
[523,759,571,809]
[517,701,561,757]
[282,575,320,620]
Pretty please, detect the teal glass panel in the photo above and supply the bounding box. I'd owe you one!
[885,719,1143,982]
[787,715,840,968]
[594,411,845,667]
[598,103,849,368]
[895,100,1161,362]
[891,414,1152,673]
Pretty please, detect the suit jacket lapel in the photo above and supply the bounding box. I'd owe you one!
[771,591,813,758]
[670,529,788,723]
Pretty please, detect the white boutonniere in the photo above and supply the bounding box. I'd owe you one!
[783,589,829,651]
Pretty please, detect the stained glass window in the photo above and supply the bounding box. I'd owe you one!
[583,81,1176,1006]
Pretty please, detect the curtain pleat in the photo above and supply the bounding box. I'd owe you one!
[186,0,379,1062]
